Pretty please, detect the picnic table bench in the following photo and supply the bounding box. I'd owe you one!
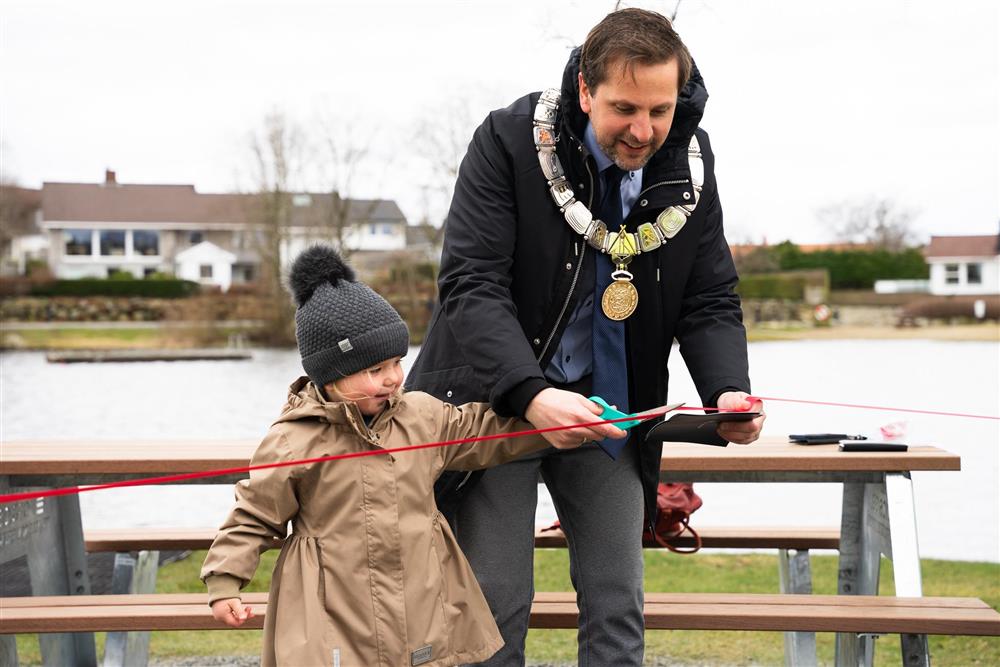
[4,591,999,636]
[0,437,974,666]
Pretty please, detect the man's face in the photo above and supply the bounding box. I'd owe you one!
[578,57,680,171]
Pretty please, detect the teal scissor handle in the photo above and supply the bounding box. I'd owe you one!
[588,396,642,430]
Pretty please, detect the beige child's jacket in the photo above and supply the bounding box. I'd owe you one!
[201,377,547,667]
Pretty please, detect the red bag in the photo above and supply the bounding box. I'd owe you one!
[642,482,703,553]
[539,482,703,554]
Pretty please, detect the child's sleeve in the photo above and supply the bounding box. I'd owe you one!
[435,400,549,471]
[200,427,300,603]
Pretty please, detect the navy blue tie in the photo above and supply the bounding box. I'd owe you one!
[592,166,630,459]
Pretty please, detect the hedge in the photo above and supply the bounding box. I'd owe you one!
[736,269,828,301]
[30,279,200,299]
[772,242,928,289]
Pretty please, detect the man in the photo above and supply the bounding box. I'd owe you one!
[407,8,765,665]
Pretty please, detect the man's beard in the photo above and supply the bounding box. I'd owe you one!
[598,132,660,171]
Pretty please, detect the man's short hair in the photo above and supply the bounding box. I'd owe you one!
[580,8,693,92]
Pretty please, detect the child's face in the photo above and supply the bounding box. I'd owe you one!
[325,356,404,416]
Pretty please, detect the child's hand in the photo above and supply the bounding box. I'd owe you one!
[211,597,255,627]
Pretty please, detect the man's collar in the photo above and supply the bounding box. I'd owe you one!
[583,122,613,173]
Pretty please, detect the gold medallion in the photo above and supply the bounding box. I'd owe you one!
[601,275,638,320]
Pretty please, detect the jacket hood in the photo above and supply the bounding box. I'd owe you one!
[274,376,402,428]
[559,46,708,150]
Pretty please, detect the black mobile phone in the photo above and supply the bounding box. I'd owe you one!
[789,433,863,445]
[838,442,908,452]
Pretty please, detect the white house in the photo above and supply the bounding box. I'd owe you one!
[40,170,409,283]
[924,234,1000,296]
[175,241,237,291]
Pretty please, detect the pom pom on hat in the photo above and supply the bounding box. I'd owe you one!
[288,244,356,307]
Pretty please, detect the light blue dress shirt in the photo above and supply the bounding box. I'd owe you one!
[544,122,643,384]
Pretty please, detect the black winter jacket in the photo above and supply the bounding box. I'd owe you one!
[407,50,750,525]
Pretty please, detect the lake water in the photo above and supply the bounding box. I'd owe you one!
[1,340,997,562]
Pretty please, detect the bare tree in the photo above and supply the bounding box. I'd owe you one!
[410,97,479,248]
[818,197,919,251]
[312,115,384,258]
[245,110,307,344]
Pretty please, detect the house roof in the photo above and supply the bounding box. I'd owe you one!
[175,240,237,263]
[40,181,406,227]
[924,235,1000,259]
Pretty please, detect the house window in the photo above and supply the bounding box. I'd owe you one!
[944,263,960,285]
[133,230,160,256]
[64,229,92,255]
[200,264,213,279]
[382,224,395,235]
[189,231,203,244]
[293,194,312,207]
[967,263,982,285]
[368,224,378,236]
[100,230,126,256]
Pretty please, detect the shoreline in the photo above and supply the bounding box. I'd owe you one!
[2,321,997,350]
[747,323,999,342]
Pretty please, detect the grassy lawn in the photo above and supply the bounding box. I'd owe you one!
[13,551,999,665]
[746,323,1000,342]
[1,326,243,350]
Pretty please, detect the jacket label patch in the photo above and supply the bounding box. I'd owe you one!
[338,338,353,352]
[411,645,433,665]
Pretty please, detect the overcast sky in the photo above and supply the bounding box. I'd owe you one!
[2,0,997,244]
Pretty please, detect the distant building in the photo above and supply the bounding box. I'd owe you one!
[175,241,238,292]
[405,221,444,263]
[40,170,408,290]
[924,234,1000,296]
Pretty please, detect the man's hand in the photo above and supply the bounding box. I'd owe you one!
[716,391,765,445]
[525,388,628,449]
[211,597,254,628]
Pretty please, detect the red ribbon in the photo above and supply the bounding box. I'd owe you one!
[2,395,995,505]
[747,395,999,421]
[0,410,668,505]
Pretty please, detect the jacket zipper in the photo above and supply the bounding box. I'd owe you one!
[348,404,384,449]
[537,150,595,362]
[636,178,690,200]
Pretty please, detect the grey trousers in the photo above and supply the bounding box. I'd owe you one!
[457,441,645,667]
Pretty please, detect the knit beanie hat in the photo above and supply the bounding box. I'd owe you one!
[288,244,409,390]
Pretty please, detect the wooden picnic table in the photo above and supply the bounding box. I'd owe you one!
[0,437,961,667]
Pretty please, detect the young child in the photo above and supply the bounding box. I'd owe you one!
[201,245,617,666]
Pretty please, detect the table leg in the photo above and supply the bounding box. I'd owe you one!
[836,481,883,667]
[886,473,929,667]
[26,494,96,667]
[103,550,158,667]
[0,636,19,667]
[778,548,817,666]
